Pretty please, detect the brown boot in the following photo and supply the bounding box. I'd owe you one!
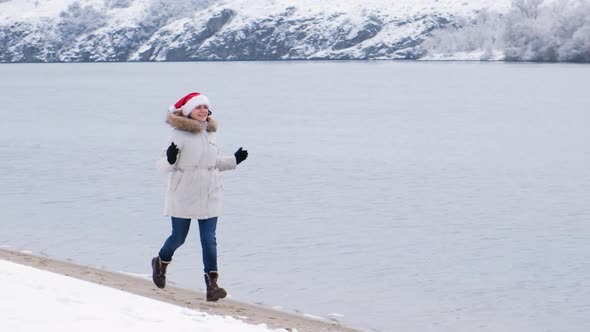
[204,271,227,302]
[151,256,169,289]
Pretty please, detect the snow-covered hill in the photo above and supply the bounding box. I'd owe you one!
[0,0,513,62]
[2,0,587,62]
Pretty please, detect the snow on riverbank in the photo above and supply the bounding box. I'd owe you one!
[0,259,282,332]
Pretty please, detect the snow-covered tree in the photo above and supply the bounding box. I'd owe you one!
[421,10,506,60]
[422,0,590,62]
[512,0,544,19]
[104,0,132,9]
[58,2,107,38]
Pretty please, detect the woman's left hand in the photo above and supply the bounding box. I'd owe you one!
[234,147,248,165]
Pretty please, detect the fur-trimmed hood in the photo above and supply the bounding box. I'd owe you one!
[166,112,217,133]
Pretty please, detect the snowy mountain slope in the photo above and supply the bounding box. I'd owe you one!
[0,0,520,62]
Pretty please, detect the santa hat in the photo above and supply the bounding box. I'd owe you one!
[168,92,211,117]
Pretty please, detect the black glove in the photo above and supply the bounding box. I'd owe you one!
[167,142,179,164]
[234,147,248,165]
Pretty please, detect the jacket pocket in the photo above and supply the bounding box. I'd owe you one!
[208,170,223,200]
[169,171,183,192]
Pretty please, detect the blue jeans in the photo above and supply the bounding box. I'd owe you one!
[158,216,219,273]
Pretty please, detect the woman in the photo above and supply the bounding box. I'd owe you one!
[152,92,248,302]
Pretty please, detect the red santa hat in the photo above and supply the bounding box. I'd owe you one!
[168,92,211,117]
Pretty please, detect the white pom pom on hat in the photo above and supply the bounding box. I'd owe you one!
[168,92,211,117]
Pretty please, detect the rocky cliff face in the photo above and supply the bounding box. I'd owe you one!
[0,0,502,62]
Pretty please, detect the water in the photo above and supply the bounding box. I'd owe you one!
[1,61,589,332]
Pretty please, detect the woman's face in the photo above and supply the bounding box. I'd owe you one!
[189,105,209,121]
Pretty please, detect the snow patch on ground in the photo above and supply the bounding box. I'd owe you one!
[0,259,282,332]
[421,50,505,61]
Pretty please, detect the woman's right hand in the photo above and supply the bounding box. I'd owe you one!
[167,142,179,164]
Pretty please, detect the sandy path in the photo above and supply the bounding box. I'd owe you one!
[0,248,359,332]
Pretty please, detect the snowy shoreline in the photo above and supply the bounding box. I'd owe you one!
[0,248,359,332]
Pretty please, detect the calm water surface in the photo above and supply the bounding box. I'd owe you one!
[1,61,589,332]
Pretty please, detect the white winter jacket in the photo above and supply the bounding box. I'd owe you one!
[156,113,236,219]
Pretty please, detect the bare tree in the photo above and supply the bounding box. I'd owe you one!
[512,0,545,19]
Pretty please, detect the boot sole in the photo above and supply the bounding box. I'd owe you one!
[207,289,227,302]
